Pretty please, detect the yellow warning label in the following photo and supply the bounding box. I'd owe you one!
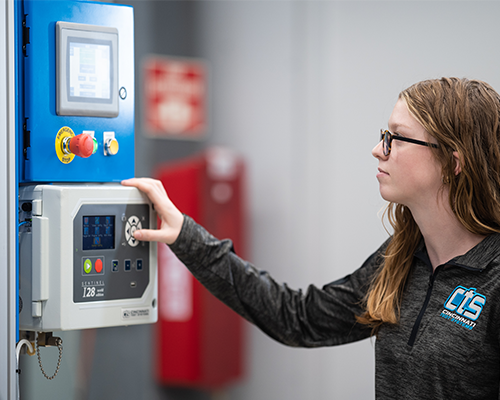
[55,126,75,164]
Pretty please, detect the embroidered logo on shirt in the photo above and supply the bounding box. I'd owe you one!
[439,286,486,331]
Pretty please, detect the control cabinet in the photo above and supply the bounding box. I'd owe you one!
[19,184,157,331]
[21,0,135,182]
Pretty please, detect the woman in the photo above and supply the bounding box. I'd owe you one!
[123,77,500,399]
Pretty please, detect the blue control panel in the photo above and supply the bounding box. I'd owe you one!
[21,0,135,182]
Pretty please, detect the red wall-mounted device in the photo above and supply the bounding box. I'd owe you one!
[154,148,247,389]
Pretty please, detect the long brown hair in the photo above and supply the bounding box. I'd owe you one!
[358,77,500,328]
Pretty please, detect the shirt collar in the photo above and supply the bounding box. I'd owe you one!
[414,233,500,272]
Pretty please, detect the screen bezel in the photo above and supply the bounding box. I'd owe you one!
[56,21,119,117]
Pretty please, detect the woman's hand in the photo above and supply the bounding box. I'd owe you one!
[121,178,184,245]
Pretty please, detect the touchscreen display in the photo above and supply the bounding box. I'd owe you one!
[68,38,112,101]
[83,215,115,250]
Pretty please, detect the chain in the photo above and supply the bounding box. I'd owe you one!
[36,334,63,380]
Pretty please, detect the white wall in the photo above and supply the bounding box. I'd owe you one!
[196,1,500,399]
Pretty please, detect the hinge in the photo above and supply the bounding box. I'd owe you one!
[22,18,30,56]
[23,118,30,160]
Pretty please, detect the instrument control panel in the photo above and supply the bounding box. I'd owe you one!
[18,184,158,331]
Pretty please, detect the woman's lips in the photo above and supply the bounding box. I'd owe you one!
[376,167,389,178]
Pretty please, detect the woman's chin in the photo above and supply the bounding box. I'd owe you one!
[378,189,400,204]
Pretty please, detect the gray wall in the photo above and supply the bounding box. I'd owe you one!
[19,1,500,400]
[192,2,500,398]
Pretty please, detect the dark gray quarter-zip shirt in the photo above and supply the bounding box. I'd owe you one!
[169,216,500,399]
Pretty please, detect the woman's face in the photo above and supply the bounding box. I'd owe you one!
[372,99,443,210]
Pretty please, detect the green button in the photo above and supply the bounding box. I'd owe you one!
[92,137,98,155]
[84,259,92,274]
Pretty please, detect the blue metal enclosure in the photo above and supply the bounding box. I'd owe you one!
[20,0,135,183]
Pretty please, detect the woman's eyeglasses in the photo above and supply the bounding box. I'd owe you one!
[380,129,439,156]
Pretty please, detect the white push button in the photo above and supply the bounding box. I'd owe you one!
[125,215,141,247]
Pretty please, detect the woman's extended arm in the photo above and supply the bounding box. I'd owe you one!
[122,177,378,347]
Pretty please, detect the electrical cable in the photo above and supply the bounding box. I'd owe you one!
[16,339,34,400]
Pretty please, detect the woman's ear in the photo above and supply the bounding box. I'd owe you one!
[453,151,462,175]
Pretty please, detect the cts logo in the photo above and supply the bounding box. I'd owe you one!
[444,286,486,321]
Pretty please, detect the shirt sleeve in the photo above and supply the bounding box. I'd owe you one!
[169,215,387,348]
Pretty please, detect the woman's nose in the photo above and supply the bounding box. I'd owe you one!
[372,140,386,159]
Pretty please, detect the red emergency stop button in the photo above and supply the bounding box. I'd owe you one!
[95,259,103,274]
[69,133,94,158]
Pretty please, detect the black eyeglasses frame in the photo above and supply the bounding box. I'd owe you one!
[380,129,439,156]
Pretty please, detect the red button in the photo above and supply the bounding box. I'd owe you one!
[69,133,94,158]
[95,259,103,273]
